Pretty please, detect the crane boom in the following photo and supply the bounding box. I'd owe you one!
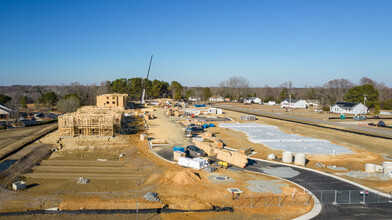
[141,54,153,104]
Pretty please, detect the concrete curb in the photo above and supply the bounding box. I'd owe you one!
[147,140,176,164]
[249,157,392,199]
[244,169,321,220]
[143,118,176,165]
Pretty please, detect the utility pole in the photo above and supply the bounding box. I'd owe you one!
[363,94,367,114]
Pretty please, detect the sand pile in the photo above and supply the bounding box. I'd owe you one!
[163,169,201,185]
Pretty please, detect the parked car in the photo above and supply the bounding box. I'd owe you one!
[35,113,45,118]
[185,126,203,137]
[186,145,206,157]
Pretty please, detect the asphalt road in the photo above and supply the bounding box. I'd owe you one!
[215,105,392,139]
[155,111,392,219]
[155,148,392,219]
[245,159,392,219]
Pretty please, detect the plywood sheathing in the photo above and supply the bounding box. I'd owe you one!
[193,139,248,167]
[96,93,128,109]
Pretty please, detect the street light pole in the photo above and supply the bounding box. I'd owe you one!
[363,94,367,114]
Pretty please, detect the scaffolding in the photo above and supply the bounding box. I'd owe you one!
[58,106,123,137]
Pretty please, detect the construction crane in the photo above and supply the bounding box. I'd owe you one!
[141,54,153,104]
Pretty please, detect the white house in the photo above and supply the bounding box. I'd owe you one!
[188,97,201,102]
[208,96,224,102]
[330,102,368,115]
[0,104,12,120]
[280,99,308,109]
[243,97,262,104]
[267,101,276,105]
[306,99,319,106]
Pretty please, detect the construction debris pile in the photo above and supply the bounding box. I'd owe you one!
[143,192,161,202]
[58,106,124,136]
[77,177,90,184]
[167,108,181,117]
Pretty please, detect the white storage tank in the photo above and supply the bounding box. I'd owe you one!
[375,165,384,172]
[386,170,392,178]
[267,153,276,160]
[294,153,306,166]
[382,161,392,167]
[365,163,376,173]
[383,164,392,175]
[282,151,293,163]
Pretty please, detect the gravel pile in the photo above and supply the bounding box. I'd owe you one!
[327,165,347,171]
[77,177,90,184]
[143,192,160,202]
[343,171,391,181]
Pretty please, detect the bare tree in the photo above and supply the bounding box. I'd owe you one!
[323,78,353,104]
[219,76,249,101]
[56,96,81,113]
[97,81,112,95]
[359,77,377,86]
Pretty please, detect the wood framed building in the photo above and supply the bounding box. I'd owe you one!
[58,106,123,136]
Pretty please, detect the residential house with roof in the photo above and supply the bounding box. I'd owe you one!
[243,97,262,104]
[306,99,319,106]
[208,96,224,102]
[0,104,12,120]
[280,99,308,108]
[330,102,368,115]
[188,97,201,102]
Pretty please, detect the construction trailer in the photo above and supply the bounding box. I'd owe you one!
[58,106,124,137]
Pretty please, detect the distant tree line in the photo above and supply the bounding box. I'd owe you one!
[207,76,391,110]
[0,76,391,115]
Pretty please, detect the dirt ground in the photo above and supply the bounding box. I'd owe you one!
[146,108,194,147]
[208,109,392,192]
[0,123,57,159]
[0,111,313,219]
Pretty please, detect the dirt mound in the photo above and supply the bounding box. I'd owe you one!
[163,169,201,185]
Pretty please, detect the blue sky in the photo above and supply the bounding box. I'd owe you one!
[0,0,391,87]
